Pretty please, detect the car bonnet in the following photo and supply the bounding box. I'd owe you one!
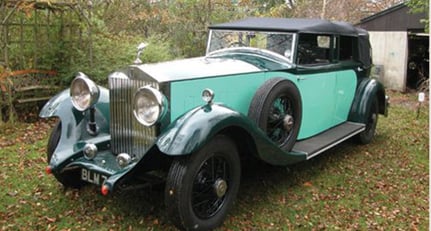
[130,56,263,83]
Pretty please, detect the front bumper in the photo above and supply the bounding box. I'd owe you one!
[47,135,154,195]
[66,150,136,194]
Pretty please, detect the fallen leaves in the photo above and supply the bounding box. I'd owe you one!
[0,91,428,230]
[303,181,313,187]
[0,119,55,148]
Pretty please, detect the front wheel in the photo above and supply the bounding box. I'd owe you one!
[47,121,83,188]
[165,135,241,231]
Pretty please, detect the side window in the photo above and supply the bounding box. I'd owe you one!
[339,36,358,61]
[297,34,332,65]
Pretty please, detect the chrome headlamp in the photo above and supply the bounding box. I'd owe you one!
[133,86,166,126]
[70,72,100,111]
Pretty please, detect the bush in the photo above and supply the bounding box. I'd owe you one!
[57,34,175,86]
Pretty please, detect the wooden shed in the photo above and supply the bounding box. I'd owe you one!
[357,2,428,91]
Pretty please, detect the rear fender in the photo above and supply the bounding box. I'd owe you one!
[349,78,387,123]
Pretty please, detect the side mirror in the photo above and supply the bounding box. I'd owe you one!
[134,42,148,64]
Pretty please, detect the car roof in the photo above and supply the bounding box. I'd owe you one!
[209,17,366,36]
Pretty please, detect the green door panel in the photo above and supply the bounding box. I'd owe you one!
[295,72,337,139]
[334,70,357,124]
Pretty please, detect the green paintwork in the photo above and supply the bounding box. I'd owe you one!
[39,88,110,171]
[169,68,357,140]
[295,69,357,138]
[65,148,138,192]
[39,87,142,192]
[348,77,387,123]
[157,103,306,165]
[169,72,268,122]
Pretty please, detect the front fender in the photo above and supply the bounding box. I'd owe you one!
[156,104,245,155]
[39,87,110,169]
[39,87,110,123]
[156,103,305,165]
[349,78,387,123]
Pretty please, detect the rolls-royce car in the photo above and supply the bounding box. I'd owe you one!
[41,17,388,230]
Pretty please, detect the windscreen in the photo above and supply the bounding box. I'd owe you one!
[207,30,295,63]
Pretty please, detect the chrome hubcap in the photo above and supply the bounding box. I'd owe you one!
[213,178,228,198]
[283,114,294,132]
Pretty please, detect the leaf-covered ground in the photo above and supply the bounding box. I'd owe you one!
[0,91,428,230]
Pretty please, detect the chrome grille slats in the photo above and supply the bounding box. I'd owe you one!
[109,71,158,159]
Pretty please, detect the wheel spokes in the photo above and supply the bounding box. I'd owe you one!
[267,96,294,144]
[192,156,230,219]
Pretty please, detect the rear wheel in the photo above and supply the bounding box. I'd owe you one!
[356,98,379,144]
[165,135,241,231]
[47,121,83,188]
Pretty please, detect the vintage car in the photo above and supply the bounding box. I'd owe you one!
[41,17,388,230]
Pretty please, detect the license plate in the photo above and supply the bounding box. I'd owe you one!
[81,168,107,185]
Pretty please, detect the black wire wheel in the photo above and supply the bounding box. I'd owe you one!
[356,97,379,144]
[248,78,302,151]
[47,121,83,188]
[165,135,241,231]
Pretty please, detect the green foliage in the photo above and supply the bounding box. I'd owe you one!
[2,2,175,87]
[154,0,252,57]
[408,0,429,13]
[3,0,424,91]
[407,0,429,32]
[58,32,174,85]
[4,11,64,70]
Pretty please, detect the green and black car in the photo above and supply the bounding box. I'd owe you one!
[41,17,388,230]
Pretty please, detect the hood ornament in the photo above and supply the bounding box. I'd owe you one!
[134,42,148,64]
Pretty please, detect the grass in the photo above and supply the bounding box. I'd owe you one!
[0,91,428,230]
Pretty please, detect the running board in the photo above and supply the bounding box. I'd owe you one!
[292,122,365,160]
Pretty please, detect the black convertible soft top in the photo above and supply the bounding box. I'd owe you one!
[209,17,366,36]
[209,17,372,68]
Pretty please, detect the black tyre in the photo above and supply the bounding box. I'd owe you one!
[356,98,379,144]
[165,135,241,231]
[248,78,302,151]
[47,121,83,188]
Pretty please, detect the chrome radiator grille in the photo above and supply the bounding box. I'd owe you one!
[109,73,159,158]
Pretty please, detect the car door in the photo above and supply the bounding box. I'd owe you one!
[333,35,361,124]
[294,33,339,139]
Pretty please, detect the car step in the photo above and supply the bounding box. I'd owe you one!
[292,122,365,160]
